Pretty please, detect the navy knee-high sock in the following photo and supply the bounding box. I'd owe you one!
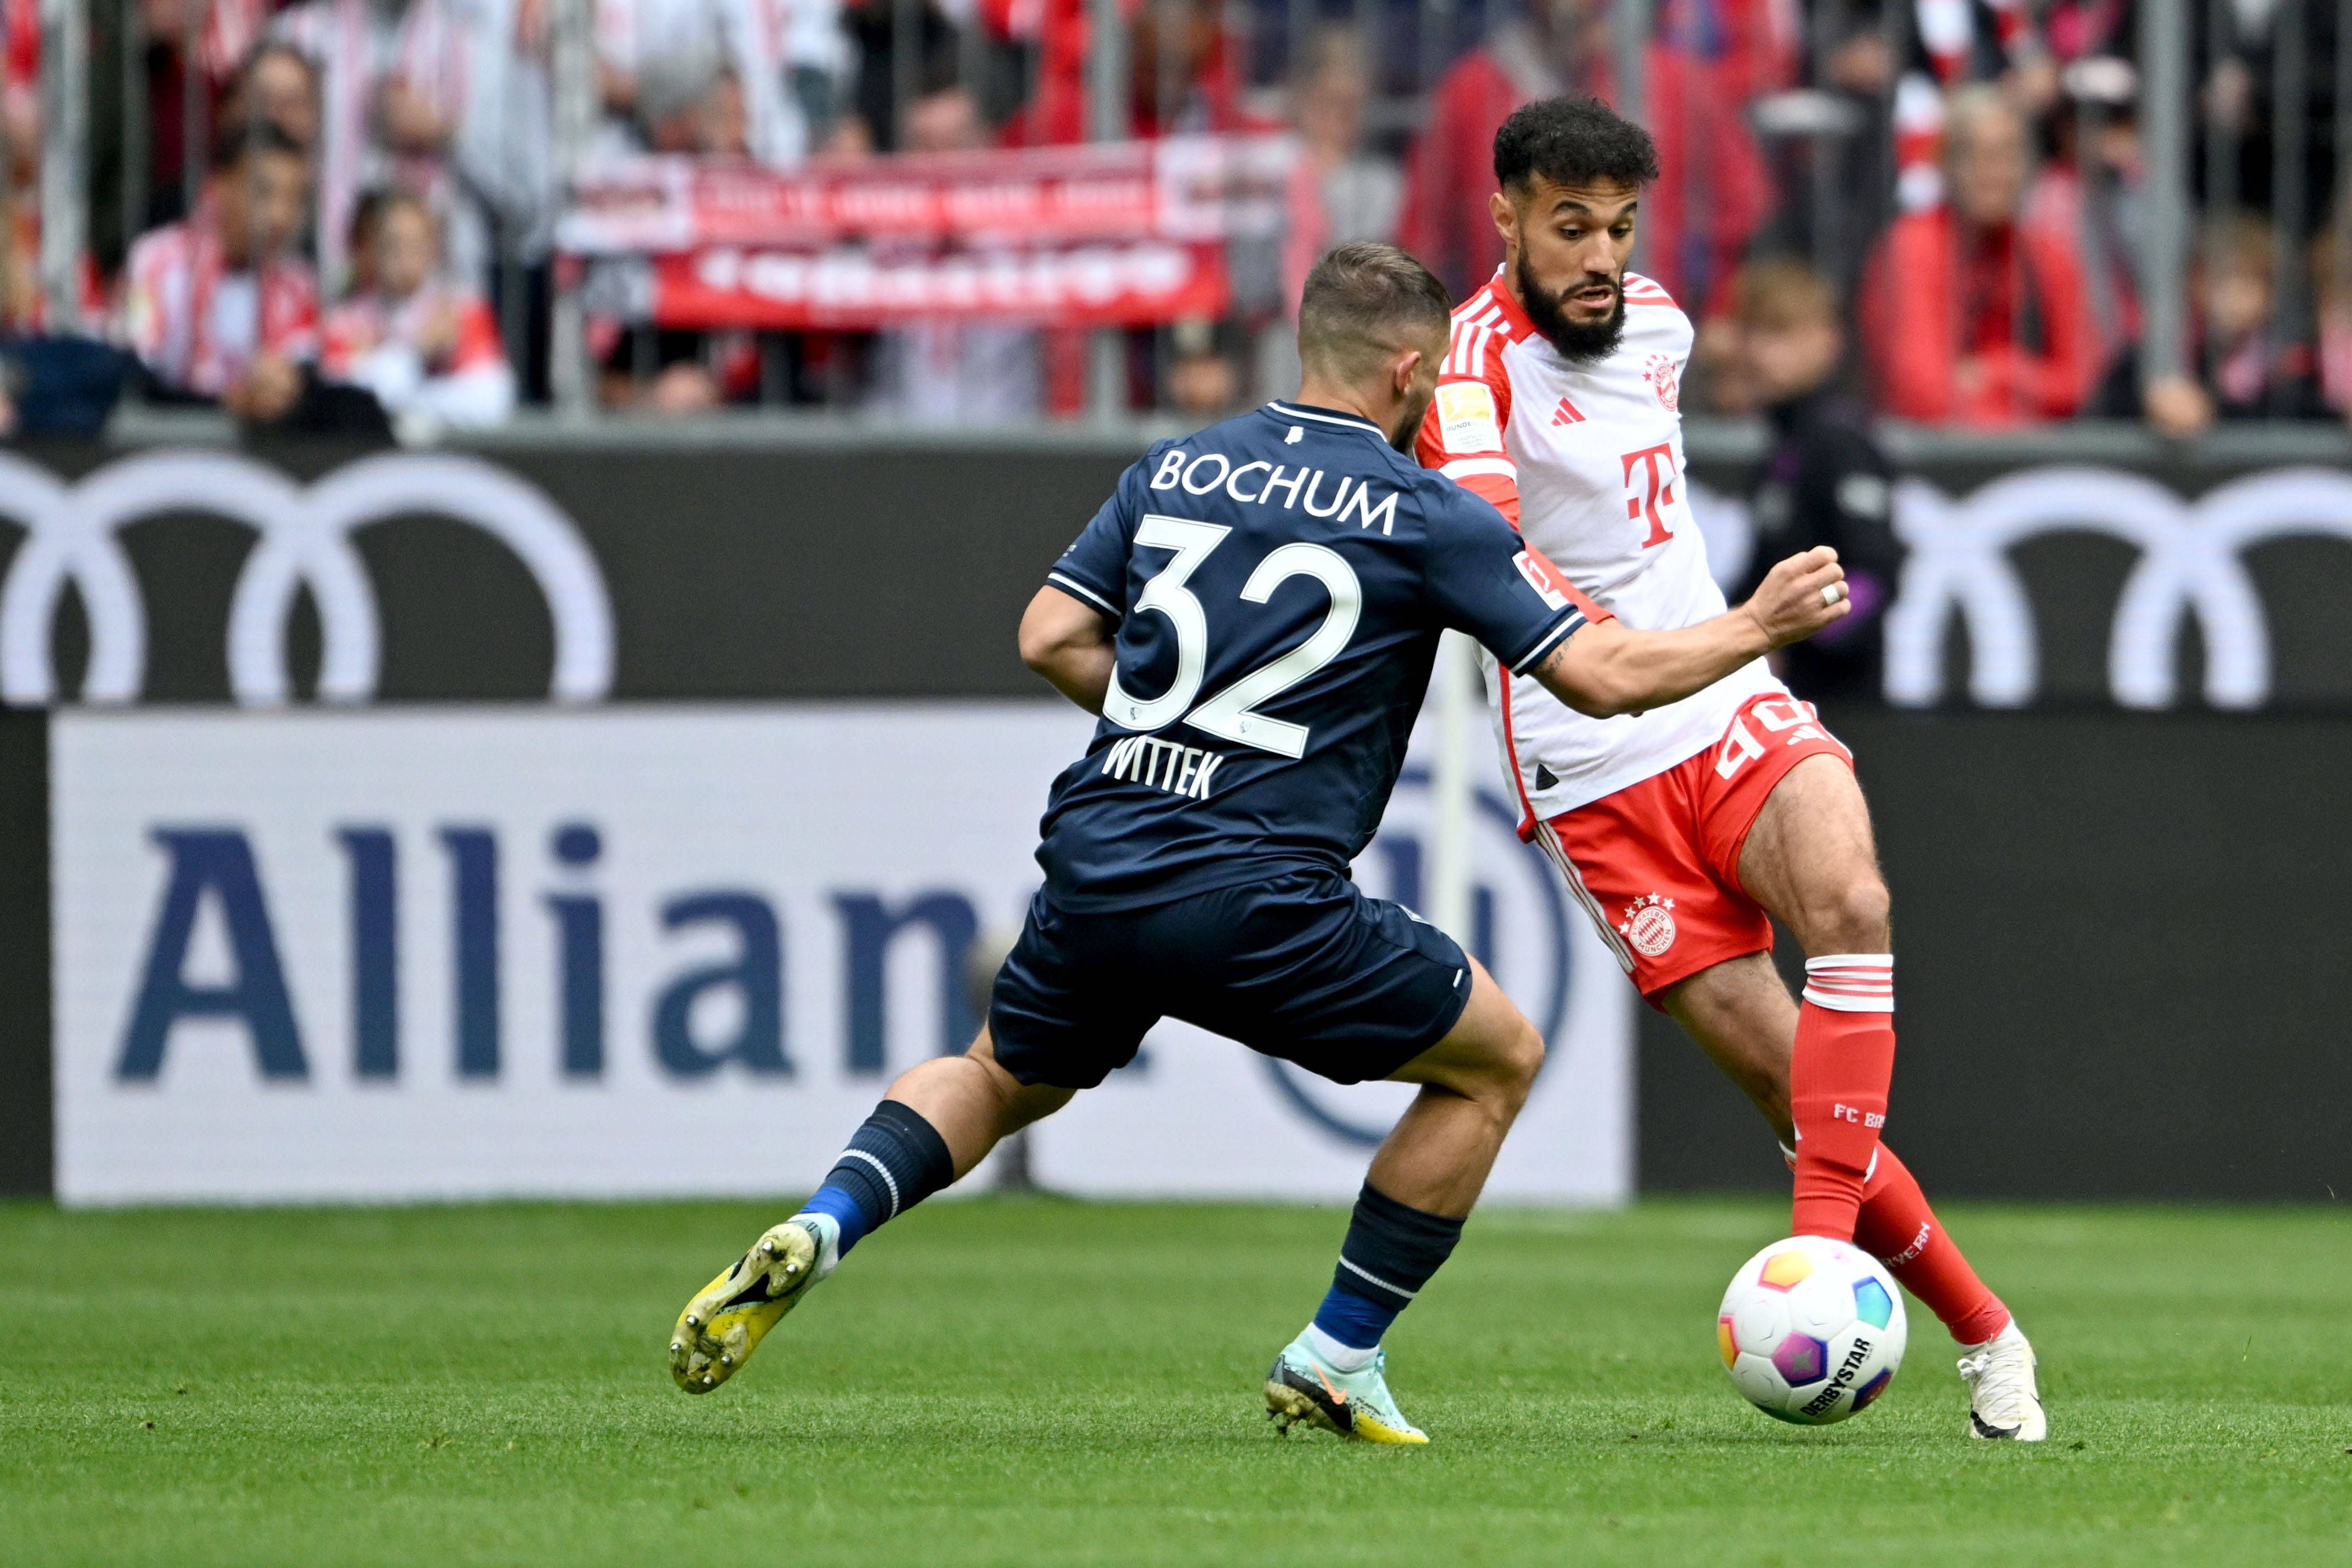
[799,1100,956,1255]
[1310,1182,1466,1352]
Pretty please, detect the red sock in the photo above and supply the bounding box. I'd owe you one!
[1788,954,1896,1241]
[1854,1146,2011,1345]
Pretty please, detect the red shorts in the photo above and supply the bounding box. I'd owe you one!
[1535,692,1852,1002]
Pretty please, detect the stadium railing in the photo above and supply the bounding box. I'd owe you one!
[45,0,2352,428]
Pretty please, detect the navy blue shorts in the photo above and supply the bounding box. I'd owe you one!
[986,869,1475,1090]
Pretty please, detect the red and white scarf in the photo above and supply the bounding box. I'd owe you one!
[118,210,320,396]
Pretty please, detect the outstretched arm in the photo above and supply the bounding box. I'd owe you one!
[1529,548,1851,719]
[1018,584,1119,715]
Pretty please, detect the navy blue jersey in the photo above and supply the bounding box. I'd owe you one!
[1035,399,1586,909]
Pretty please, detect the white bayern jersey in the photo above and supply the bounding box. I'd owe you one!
[1414,268,1782,825]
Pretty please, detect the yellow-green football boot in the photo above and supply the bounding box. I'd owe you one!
[669,1213,839,1393]
[1264,1333,1428,1444]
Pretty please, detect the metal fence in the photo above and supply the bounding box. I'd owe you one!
[30,0,2352,427]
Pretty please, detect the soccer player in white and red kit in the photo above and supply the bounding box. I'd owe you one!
[1415,98,2046,1439]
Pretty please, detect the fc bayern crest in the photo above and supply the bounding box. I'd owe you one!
[1617,893,1677,957]
[1644,355,1680,412]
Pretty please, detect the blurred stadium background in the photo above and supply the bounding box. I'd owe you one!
[2,3,2351,1563]
[0,0,2347,1209]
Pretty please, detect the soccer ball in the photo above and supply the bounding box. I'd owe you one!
[1716,1236,1907,1425]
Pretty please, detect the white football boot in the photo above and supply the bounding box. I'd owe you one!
[1956,1320,2046,1440]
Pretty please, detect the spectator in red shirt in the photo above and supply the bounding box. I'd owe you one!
[1396,0,1772,312]
[117,121,319,422]
[996,0,1252,148]
[1859,85,2098,425]
[322,187,516,436]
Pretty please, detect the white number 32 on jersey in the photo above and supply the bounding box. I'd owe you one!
[1103,514,1363,760]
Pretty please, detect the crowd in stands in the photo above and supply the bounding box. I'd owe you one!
[0,0,2346,436]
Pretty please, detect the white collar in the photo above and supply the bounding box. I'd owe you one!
[1264,401,1392,443]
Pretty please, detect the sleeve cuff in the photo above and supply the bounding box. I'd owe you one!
[1508,611,1585,676]
[1439,457,1517,482]
[1046,571,1120,617]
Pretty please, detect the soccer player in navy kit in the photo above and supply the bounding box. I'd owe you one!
[669,243,1852,1442]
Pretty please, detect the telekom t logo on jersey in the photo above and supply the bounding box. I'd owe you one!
[1620,443,1679,549]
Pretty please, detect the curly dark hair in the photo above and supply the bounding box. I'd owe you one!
[1492,96,1661,194]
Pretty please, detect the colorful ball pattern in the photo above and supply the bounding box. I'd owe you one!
[1716,1235,1907,1425]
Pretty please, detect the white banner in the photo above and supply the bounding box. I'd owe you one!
[53,705,1630,1206]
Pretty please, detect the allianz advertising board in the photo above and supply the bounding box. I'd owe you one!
[52,706,1632,1206]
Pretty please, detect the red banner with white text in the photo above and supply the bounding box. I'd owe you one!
[649,243,1228,330]
[562,138,1287,330]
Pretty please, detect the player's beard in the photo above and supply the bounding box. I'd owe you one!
[1390,381,1436,452]
[1517,250,1627,366]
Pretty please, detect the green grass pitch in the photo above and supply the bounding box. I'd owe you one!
[3,1196,2346,1567]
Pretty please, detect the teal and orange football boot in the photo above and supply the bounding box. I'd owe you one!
[1264,1333,1428,1445]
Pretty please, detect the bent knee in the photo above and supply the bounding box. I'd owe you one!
[1488,1019,1546,1106]
[1807,875,1891,953]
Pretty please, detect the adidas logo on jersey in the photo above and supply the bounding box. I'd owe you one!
[1549,396,1585,426]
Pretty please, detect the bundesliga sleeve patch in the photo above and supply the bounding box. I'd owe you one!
[1513,549,1571,611]
[1436,382,1503,454]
